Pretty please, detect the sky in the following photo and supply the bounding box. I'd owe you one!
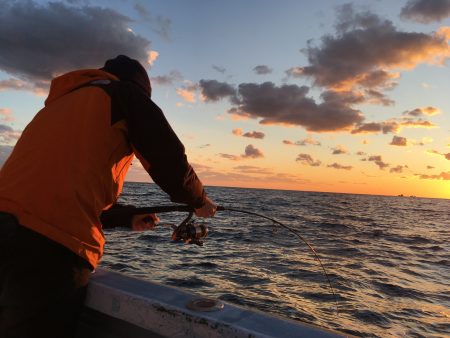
[0,0,449,199]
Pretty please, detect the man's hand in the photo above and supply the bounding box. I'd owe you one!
[195,196,217,218]
[131,213,160,231]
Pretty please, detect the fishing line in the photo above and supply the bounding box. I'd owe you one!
[118,204,339,312]
[219,207,339,313]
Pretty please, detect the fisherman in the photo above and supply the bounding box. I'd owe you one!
[0,55,217,338]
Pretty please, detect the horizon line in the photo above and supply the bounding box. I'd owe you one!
[124,179,449,201]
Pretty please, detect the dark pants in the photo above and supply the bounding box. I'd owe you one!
[0,212,92,338]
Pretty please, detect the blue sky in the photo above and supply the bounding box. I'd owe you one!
[1,0,449,198]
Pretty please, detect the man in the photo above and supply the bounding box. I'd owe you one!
[0,55,216,337]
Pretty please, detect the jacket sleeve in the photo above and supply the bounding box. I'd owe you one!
[122,86,206,208]
[100,203,136,229]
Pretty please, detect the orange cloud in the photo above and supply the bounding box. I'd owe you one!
[283,137,321,146]
[425,149,450,161]
[147,50,159,66]
[232,128,243,136]
[0,108,14,122]
[0,78,48,96]
[400,119,437,129]
[232,129,265,139]
[352,117,437,135]
[404,106,441,117]
[416,172,450,180]
[176,87,196,103]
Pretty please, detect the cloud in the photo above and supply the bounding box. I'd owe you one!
[0,1,152,91]
[199,79,365,132]
[0,78,34,91]
[243,131,265,139]
[283,137,321,146]
[403,106,440,117]
[427,149,442,156]
[0,124,21,143]
[390,165,408,173]
[0,145,13,167]
[133,2,172,40]
[364,155,389,170]
[253,65,273,75]
[285,67,304,78]
[219,144,264,160]
[416,172,450,180]
[212,65,226,74]
[196,5,450,136]
[147,51,159,66]
[236,83,363,132]
[192,164,307,186]
[351,117,437,135]
[300,137,321,146]
[351,121,399,134]
[426,149,450,160]
[176,82,198,103]
[401,0,450,23]
[151,70,183,85]
[295,4,450,100]
[232,128,243,136]
[232,129,265,139]
[243,144,264,158]
[219,153,241,161]
[327,162,353,170]
[233,165,273,175]
[0,78,48,95]
[400,118,437,129]
[332,145,348,154]
[296,153,321,166]
[199,80,237,102]
[411,137,433,146]
[0,108,14,122]
[390,136,408,146]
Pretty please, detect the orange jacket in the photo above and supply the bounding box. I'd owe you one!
[0,69,205,268]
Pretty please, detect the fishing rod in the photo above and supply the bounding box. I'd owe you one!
[107,204,338,311]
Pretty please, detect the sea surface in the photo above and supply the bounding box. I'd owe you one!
[101,182,449,338]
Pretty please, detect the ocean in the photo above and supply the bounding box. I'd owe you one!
[101,182,449,338]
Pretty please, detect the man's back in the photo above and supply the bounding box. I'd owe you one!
[0,69,134,267]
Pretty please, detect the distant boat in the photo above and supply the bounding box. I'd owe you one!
[77,268,348,338]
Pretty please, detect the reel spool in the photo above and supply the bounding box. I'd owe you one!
[171,212,208,246]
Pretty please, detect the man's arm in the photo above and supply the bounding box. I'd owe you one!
[100,203,136,229]
[123,86,206,208]
[100,203,159,230]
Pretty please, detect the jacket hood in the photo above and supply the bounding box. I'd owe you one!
[100,55,151,97]
[45,69,118,106]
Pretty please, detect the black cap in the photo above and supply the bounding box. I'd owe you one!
[101,55,151,97]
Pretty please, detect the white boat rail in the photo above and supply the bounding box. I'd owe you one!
[77,268,349,338]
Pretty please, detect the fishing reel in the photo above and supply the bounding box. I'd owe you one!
[171,212,208,246]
